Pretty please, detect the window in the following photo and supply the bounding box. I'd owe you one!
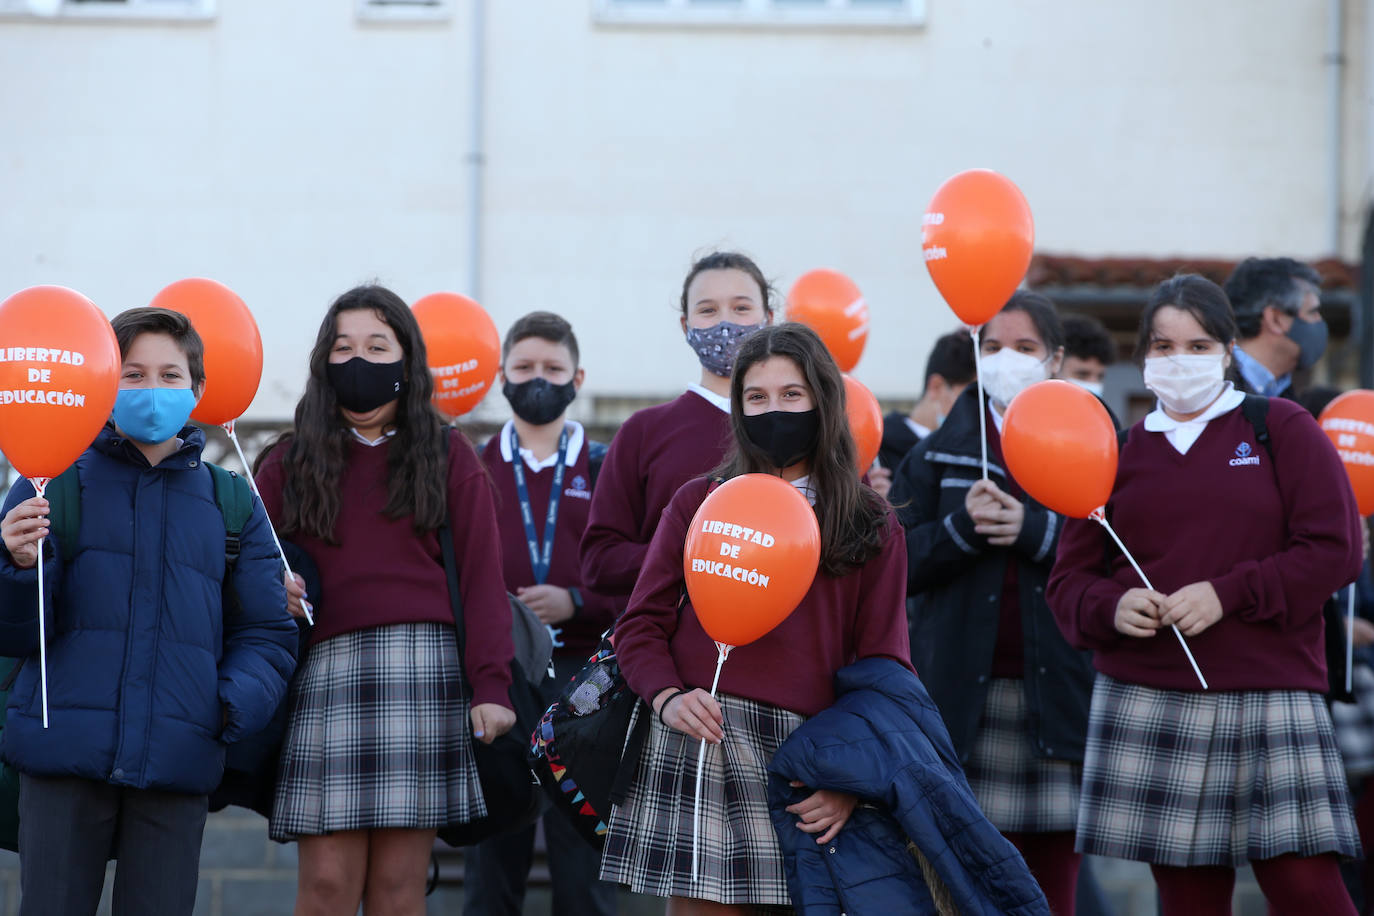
[593,0,925,28]
[355,0,453,22]
[0,0,215,20]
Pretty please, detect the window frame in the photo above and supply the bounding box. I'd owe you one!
[591,0,926,29]
[355,0,454,23]
[0,0,216,21]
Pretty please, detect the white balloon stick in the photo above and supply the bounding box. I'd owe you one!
[691,641,732,885]
[970,326,989,481]
[1092,512,1208,690]
[223,422,312,626]
[30,476,50,729]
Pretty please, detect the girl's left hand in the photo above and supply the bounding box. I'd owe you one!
[1159,581,1223,637]
[786,782,858,845]
[470,703,516,744]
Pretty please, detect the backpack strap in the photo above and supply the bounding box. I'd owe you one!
[435,431,472,695]
[208,463,254,569]
[44,465,82,561]
[1239,393,1276,465]
[587,440,609,490]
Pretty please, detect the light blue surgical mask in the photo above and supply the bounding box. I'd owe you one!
[111,388,197,444]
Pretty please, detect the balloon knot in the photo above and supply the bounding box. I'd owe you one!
[1088,507,1106,523]
[222,420,236,436]
[29,477,50,498]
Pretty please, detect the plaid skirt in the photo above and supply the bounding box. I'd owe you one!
[963,678,1081,833]
[1332,664,1374,778]
[599,694,803,907]
[268,622,484,841]
[1076,673,1361,866]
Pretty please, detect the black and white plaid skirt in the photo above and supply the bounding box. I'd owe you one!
[599,694,803,907]
[1076,673,1360,866]
[963,678,1081,833]
[1332,664,1374,778]
[269,622,484,841]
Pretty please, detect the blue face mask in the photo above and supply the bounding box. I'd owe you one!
[111,388,198,445]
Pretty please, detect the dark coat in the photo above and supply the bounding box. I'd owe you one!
[889,385,1094,762]
[0,427,297,795]
[767,658,1049,916]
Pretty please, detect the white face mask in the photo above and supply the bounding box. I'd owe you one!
[1066,378,1105,398]
[1143,354,1227,414]
[980,349,1050,409]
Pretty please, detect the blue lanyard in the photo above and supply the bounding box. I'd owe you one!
[510,425,568,585]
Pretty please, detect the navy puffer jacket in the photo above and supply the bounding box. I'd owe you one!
[767,658,1048,916]
[0,426,297,794]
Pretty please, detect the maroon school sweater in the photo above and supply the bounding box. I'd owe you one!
[480,423,617,657]
[255,430,514,709]
[615,477,914,717]
[1048,399,1362,692]
[580,391,732,608]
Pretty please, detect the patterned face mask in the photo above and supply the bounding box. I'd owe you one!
[685,321,765,377]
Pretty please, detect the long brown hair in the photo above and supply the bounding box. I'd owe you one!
[712,323,888,577]
[277,285,449,543]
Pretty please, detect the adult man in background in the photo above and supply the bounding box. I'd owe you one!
[1223,257,1327,399]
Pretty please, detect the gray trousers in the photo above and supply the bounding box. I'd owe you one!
[18,773,209,916]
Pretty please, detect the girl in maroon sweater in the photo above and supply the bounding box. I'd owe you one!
[599,323,913,912]
[1048,275,1363,915]
[889,292,1096,915]
[580,252,774,613]
[255,286,515,916]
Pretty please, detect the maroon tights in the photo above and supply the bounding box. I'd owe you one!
[1151,854,1355,916]
[1004,831,1081,915]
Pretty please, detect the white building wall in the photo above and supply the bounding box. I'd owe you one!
[0,0,1363,420]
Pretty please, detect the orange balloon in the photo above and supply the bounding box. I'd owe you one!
[0,286,120,480]
[1000,380,1117,519]
[923,169,1035,327]
[785,269,868,372]
[1319,390,1374,516]
[413,293,500,418]
[683,474,821,647]
[843,375,882,473]
[149,278,263,425]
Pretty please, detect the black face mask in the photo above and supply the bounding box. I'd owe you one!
[741,409,820,470]
[503,377,577,426]
[326,357,405,413]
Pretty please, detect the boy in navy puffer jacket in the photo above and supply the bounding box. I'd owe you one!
[0,307,296,916]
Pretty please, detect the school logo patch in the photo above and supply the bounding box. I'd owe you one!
[564,474,591,500]
[1229,441,1260,467]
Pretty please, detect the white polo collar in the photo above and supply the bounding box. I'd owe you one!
[351,428,397,447]
[498,420,586,472]
[686,384,731,414]
[1143,384,1245,455]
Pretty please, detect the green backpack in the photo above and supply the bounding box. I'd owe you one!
[0,459,253,852]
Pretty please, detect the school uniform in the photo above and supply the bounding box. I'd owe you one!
[255,429,513,841]
[889,385,1094,834]
[601,476,912,906]
[480,420,617,659]
[1048,389,1364,866]
[579,387,731,611]
[468,420,617,916]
